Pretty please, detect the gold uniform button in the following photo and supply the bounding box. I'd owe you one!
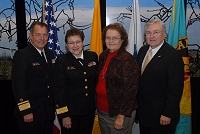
[47,86,50,88]
[85,93,88,96]
[84,72,86,74]
[19,98,23,102]
[85,79,87,82]
[85,86,88,89]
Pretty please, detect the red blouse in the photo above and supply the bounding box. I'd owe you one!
[96,50,118,112]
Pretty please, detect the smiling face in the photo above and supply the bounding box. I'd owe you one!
[105,29,123,52]
[145,22,166,49]
[29,25,48,51]
[66,35,83,57]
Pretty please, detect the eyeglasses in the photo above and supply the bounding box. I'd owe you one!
[105,36,121,41]
[68,40,82,45]
[145,31,162,36]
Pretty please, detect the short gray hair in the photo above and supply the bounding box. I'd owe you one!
[144,19,167,34]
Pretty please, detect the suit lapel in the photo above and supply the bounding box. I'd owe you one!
[68,52,85,70]
[142,43,167,75]
[44,48,54,66]
[82,51,92,70]
[138,45,149,69]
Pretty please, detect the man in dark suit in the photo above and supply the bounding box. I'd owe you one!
[12,21,55,134]
[137,19,184,134]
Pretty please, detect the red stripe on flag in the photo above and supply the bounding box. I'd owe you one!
[52,124,60,134]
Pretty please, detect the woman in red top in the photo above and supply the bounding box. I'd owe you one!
[96,23,140,134]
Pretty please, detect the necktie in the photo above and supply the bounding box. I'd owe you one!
[141,49,152,74]
[77,58,84,66]
[41,51,47,63]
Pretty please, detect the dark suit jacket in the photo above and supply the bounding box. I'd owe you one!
[54,51,98,119]
[136,42,184,127]
[12,44,55,121]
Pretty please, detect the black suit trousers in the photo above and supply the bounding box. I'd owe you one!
[139,117,179,134]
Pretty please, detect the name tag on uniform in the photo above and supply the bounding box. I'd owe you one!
[32,62,40,66]
[67,66,76,70]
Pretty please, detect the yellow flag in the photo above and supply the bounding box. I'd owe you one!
[168,0,192,133]
[89,0,103,56]
[168,0,191,115]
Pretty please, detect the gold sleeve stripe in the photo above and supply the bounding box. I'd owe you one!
[17,100,30,105]
[56,106,68,115]
[18,101,31,111]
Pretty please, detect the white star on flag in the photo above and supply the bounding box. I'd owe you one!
[43,0,61,60]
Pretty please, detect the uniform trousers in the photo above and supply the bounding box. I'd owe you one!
[17,118,54,134]
[97,109,136,134]
[59,111,95,134]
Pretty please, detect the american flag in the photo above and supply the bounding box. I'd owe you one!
[43,1,61,133]
[43,0,61,59]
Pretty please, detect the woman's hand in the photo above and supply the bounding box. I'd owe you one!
[114,114,125,130]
